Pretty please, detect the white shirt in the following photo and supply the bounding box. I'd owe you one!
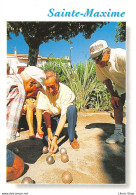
[37,83,75,116]
[96,48,126,96]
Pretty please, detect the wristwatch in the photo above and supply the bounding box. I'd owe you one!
[54,134,59,139]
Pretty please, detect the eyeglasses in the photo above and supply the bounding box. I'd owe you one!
[92,53,103,62]
[30,81,42,89]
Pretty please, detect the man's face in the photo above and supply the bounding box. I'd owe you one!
[45,77,59,96]
[95,59,108,68]
[92,50,110,68]
[24,79,42,98]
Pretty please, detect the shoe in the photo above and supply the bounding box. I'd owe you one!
[37,132,44,137]
[70,138,80,149]
[16,132,20,137]
[106,132,124,144]
[37,130,44,137]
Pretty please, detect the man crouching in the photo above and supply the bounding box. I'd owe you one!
[36,70,80,154]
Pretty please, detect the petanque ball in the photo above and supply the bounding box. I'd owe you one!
[46,156,55,165]
[61,154,69,163]
[42,146,48,154]
[62,171,73,184]
[21,177,34,184]
[60,148,67,154]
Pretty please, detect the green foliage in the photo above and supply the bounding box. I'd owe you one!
[7,22,107,66]
[7,22,107,43]
[7,22,19,40]
[60,60,112,111]
[60,60,97,111]
[89,82,112,111]
[115,22,126,42]
[40,58,112,111]
[40,57,71,83]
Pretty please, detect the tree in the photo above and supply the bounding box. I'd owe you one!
[7,22,107,66]
[115,22,126,42]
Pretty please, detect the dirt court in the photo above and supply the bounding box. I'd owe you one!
[7,111,126,184]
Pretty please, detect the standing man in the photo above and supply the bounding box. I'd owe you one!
[7,66,46,140]
[89,40,126,144]
[36,70,79,153]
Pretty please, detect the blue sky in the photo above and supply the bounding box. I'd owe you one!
[7,22,126,65]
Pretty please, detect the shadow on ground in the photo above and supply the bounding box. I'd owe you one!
[7,134,69,164]
[8,115,69,164]
[7,138,44,164]
[85,123,125,184]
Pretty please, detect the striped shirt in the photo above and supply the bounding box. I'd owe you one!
[7,74,25,140]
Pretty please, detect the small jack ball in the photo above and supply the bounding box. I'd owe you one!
[46,156,55,164]
[21,177,34,184]
[61,154,69,163]
[62,171,73,184]
[42,146,48,154]
[60,148,67,154]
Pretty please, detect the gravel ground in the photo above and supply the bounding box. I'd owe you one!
[7,111,126,185]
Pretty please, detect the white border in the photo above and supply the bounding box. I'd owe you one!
[0,0,136,194]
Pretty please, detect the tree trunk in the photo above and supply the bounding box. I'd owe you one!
[28,44,39,66]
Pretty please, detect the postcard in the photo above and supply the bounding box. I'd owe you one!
[0,1,136,195]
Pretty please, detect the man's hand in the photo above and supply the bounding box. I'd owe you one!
[49,137,58,154]
[110,96,120,109]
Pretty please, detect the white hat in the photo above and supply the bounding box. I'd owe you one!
[23,66,46,88]
[89,40,108,59]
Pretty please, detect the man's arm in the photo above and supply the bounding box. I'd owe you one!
[54,114,66,137]
[51,114,66,154]
[104,79,120,109]
[43,112,53,150]
[104,79,116,96]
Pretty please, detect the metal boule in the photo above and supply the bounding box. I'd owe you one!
[21,177,34,184]
[60,148,67,154]
[61,154,69,163]
[42,146,48,154]
[62,171,73,184]
[46,155,55,165]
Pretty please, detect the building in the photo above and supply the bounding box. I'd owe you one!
[7,49,71,74]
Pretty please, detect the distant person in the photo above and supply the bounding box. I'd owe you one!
[7,149,24,181]
[7,66,46,140]
[7,62,18,75]
[36,70,80,154]
[89,40,126,144]
[7,63,10,75]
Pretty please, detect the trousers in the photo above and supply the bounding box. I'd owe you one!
[43,105,77,143]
